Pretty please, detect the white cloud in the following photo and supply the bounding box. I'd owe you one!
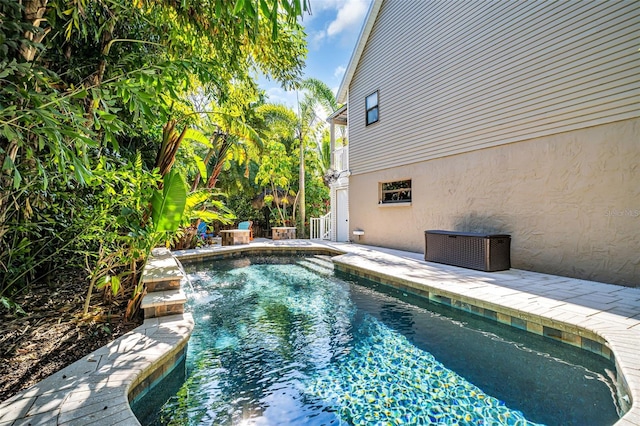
[265,87,298,109]
[327,0,369,37]
[334,65,346,78]
[298,0,340,24]
[309,30,327,50]
[266,87,283,97]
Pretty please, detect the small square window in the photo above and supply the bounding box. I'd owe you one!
[365,91,379,126]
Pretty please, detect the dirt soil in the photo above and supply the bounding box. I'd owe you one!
[0,270,142,403]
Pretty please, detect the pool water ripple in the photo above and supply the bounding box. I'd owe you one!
[308,315,539,425]
[140,256,619,426]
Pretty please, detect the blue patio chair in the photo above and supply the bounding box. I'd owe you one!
[237,221,253,240]
[197,221,216,241]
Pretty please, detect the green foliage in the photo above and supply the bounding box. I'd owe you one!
[187,192,235,225]
[303,151,330,219]
[300,77,340,113]
[296,77,341,174]
[1,296,26,316]
[0,0,309,315]
[225,193,263,222]
[151,170,188,233]
[96,275,122,298]
[255,140,295,225]
[318,130,332,171]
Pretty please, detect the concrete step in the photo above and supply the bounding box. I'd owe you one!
[142,248,184,293]
[145,278,181,293]
[306,255,335,269]
[140,289,187,319]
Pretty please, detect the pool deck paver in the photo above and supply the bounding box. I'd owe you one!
[0,313,193,426]
[1,239,639,425]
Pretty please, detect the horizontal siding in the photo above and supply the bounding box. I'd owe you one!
[348,0,640,175]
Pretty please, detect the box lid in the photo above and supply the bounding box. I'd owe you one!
[425,230,510,238]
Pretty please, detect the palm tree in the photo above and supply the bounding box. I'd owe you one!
[295,78,340,238]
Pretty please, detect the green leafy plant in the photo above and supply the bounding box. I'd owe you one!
[0,0,310,319]
[1,296,26,316]
[151,170,188,233]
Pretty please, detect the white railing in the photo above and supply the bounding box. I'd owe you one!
[310,212,332,240]
[334,146,348,172]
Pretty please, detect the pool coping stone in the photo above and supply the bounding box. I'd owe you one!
[0,313,193,426]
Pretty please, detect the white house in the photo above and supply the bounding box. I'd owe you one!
[327,0,640,286]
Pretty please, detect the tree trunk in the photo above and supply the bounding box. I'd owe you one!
[298,137,306,238]
[155,120,188,181]
[190,133,220,191]
[206,134,232,189]
[19,0,50,62]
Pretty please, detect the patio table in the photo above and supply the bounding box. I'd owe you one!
[220,229,251,246]
[272,227,296,240]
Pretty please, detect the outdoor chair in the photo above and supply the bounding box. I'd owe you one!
[237,221,253,240]
[197,221,216,242]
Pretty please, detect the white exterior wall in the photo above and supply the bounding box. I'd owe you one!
[348,1,640,174]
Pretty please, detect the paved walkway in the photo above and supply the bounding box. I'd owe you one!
[1,239,639,425]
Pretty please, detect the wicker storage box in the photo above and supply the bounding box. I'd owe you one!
[425,230,511,272]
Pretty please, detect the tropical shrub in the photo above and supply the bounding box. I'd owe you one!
[0,0,309,315]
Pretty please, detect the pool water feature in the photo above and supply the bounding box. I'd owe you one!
[135,255,620,425]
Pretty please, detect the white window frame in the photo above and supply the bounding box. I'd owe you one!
[379,179,411,205]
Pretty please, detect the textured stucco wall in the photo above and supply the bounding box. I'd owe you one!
[348,119,640,287]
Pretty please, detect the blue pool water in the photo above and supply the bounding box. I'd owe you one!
[136,256,620,425]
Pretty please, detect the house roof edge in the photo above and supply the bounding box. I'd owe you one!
[326,104,348,121]
[336,0,384,104]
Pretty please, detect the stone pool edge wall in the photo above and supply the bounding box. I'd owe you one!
[174,243,343,265]
[334,263,613,360]
[0,250,194,426]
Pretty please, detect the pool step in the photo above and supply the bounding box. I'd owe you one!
[310,255,335,269]
[140,248,187,319]
[140,289,187,318]
[298,255,335,275]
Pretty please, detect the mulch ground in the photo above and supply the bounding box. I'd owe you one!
[0,270,142,403]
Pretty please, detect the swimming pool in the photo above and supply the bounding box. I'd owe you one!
[133,255,620,425]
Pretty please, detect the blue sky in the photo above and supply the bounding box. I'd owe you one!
[259,0,373,108]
